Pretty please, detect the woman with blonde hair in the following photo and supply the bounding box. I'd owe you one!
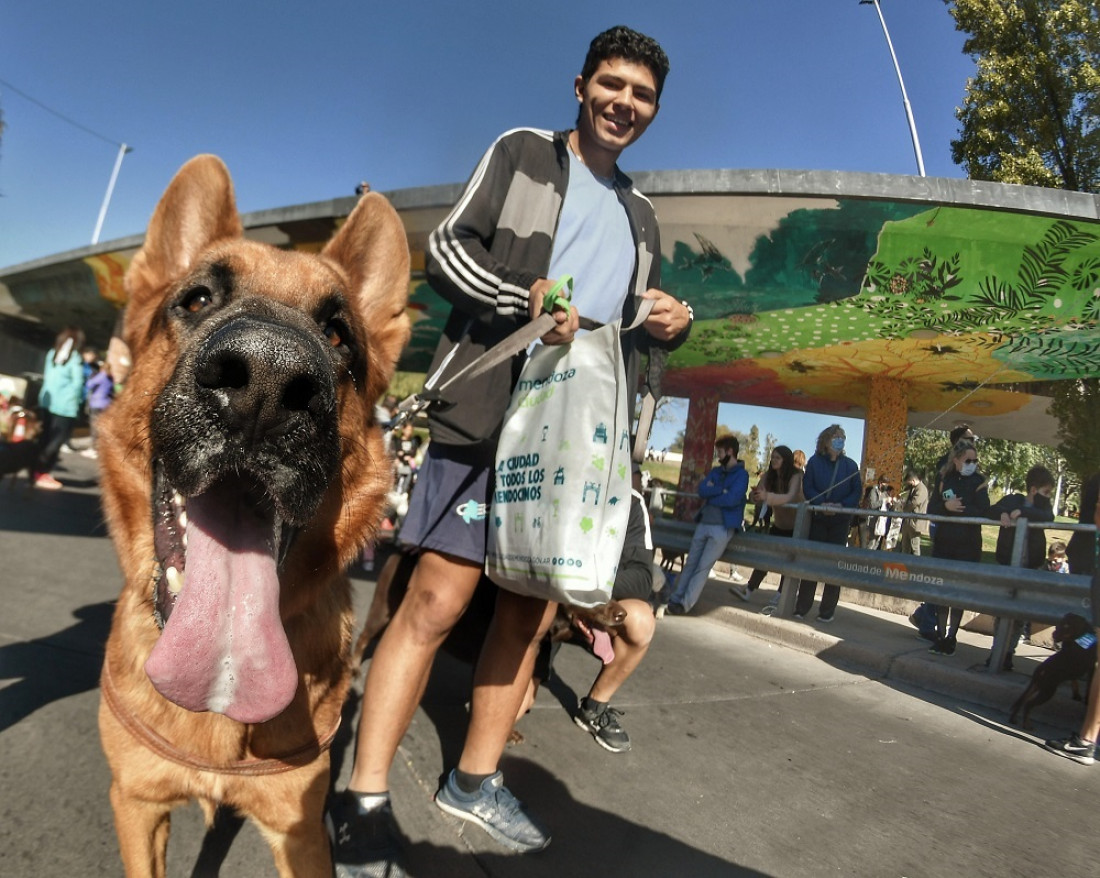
[33,327,85,490]
[925,438,990,655]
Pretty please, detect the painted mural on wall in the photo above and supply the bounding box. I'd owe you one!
[658,201,1100,418]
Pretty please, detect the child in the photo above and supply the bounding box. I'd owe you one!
[81,360,114,460]
[985,465,1056,668]
[988,465,1056,569]
[1044,540,1070,574]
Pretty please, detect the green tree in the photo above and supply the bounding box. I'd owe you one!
[1049,377,1100,480]
[945,0,1100,192]
[903,427,947,485]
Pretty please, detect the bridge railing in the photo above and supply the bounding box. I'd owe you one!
[651,504,1096,674]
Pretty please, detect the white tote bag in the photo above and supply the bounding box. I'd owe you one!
[485,320,635,607]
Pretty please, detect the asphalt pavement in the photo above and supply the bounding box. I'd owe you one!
[0,448,1096,877]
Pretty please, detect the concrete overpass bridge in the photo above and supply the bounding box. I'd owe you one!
[2,168,1097,484]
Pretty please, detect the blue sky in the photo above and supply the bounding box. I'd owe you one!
[649,399,866,470]
[1,1,974,271]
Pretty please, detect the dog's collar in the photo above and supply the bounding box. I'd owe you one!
[100,658,339,776]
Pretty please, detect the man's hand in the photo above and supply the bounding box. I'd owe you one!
[641,289,691,341]
[530,277,579,346]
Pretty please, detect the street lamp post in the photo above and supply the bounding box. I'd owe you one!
[860,0,926,177]
[92,142,133,245]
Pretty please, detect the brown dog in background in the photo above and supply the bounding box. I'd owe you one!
[1009,612,1097,729]
[96,155,409,877]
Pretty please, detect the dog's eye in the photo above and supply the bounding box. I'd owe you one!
[323,319,349,349]
[180,286,214,314]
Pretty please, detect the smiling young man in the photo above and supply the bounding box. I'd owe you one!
[329,25,691,878]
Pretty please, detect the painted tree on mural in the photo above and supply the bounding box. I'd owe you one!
[945,0,1100,193]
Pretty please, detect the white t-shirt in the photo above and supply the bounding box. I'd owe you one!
[546,151,636,327]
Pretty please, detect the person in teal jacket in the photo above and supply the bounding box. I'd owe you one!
[33,327,86,490]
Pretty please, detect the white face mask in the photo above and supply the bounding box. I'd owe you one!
[960,462,978,477]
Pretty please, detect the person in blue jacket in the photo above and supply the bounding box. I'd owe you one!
[793,424,863,621]
[667,434,748,614]
[33,327,86,490]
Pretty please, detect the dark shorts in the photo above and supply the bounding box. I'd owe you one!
[398,442,493,564]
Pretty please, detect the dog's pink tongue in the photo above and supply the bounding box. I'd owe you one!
[590,628,615,665]
[144,487,297,724]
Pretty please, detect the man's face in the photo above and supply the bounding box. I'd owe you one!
[574,58,659,157]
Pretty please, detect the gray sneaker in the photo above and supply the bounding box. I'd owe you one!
[1045,733,1097,765]
[574,699,631,752]
[326,791,407,878]
[434,770,550,852]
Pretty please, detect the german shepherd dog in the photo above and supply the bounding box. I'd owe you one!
[97,155,410,876]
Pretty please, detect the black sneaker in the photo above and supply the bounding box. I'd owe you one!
[574,699,632,753]
[1045,733,1097,765]
[929,636,956,656]
[667,603,687,616]
[435,770,550,852]
[327,791,407,878]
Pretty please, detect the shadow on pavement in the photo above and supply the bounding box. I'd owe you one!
[405,757,767,878]
[0,600,113,733]
[0,483,109,537]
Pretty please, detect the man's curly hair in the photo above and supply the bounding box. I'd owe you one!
[581,25,670,99]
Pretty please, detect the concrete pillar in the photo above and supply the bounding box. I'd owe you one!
[675,392,720,520]
[861,375,908,488]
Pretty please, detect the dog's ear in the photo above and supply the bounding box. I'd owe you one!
[126,155,243,306]
[322,192,411,389]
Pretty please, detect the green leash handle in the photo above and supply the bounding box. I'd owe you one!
[542,274,573,314]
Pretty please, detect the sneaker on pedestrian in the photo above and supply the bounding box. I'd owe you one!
[816,613,834,623]
[929,636,956,656]
[574,698,631,753]
[729,569,746,584]
[1044,733,1097,765]
[435,770,550,853]
[80,447,98,459]
[667,602,687,616]
[729,585,750,602]
[792,612,805,620]
[326,790,408,878]
[33,473,63,490]
[60,443,75,454]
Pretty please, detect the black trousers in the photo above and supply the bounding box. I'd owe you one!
[795,513,852,617]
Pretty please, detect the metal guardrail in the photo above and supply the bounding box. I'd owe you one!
[651,504,1096,675]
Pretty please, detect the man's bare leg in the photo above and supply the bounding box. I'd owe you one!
[458,589,557,775]
[587,598,655,704]
[1082,654,1100,742]
[348,551,481,793]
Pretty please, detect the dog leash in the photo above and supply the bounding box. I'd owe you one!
[100,659,340,776]
[392,276,658,462]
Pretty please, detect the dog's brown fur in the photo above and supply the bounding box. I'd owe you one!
[97,155,409,877]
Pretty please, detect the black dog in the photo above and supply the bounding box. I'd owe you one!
[0,438,41,486]
[1009,613,1096,728]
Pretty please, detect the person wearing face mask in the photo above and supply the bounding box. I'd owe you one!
[793,425,862,622]
[666,435,748,615]
[732,444,803,603]
[982,465,1056,670]
[926,438,990,655]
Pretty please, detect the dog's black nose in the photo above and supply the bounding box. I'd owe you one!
[194,317,332,443]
